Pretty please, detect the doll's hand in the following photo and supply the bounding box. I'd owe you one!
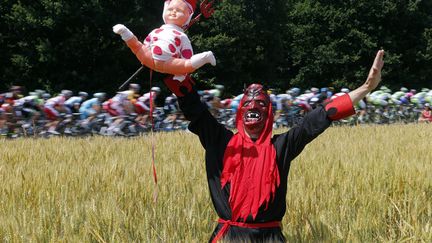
[113,24,134,41]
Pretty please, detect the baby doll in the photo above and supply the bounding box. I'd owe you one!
[113,0,216,81]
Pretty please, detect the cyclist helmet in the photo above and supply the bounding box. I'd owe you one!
[10,86,22,92]
[94,92,106,100]
[290,87,301,96]
[215,84,225,90]
[151,86,161,93]
[78,91,88,97]
[35,89,45,97]
[129,83,141,92]
[400,87,408,92]
[341,88,350,93]
[61,90,73,97]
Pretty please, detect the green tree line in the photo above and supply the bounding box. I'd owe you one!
[1,0,431,95]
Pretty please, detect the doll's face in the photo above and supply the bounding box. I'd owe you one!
[163,0,191,26]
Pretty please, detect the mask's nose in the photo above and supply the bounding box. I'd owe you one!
[249,100,259,109]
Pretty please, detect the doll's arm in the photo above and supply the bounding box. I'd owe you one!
[113,24,157,70]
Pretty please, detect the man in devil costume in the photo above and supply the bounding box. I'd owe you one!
[163,50,384,242]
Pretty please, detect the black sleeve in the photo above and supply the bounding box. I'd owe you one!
[178,91,233,149]
[273,105,332,171]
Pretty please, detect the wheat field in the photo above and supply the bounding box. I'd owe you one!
[0,124,431,242]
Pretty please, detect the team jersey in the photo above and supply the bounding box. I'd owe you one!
[80,98,100,110]
[65,96,83,107]
[45,95,66,107]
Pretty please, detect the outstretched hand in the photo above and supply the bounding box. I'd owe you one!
[364,50,385,91]
[348,50,385,105]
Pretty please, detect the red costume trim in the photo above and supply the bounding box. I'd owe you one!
[163,74,195,97]
[324,93,355,120]
[212,219,281,243]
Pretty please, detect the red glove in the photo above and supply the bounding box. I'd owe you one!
[324,93,355,120]
[163,75,196,97]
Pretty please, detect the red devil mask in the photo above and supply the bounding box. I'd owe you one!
[238,84,272,140]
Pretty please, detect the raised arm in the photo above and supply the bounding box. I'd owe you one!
[275,50,386,168]
[164,75,233,149]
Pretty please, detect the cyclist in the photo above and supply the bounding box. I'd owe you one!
[43,90,73,134]
[425,90,432,104]
[0,92,12,135]
[163,93,181,128]
[14,92,43,126]
[65,91,89,113]
[410,88,428,108]
[230,94,244,114]
[103,90,136,135]
[79,92,106,121]
[10,86,24,100]
[105,83,141,117]
[294,90,313,114]
[163,93,179,115]
[135,86,161,125]
[207,85,225,118]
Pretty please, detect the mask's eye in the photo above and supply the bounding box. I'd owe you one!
[258,101,266,106]
[243,101,250,107]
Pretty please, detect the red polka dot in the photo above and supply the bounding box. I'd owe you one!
[155,28,164,34]
[172,30,181,35]
[145,35,151,42]
[175,37,181,46]
[168,44,176,53]
[153,46,163,55]
[153,37,158,41]
[181,49,192,59]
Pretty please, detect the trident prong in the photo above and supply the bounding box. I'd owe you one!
[185,0,222,30]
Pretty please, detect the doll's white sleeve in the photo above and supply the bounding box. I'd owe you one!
[180,34,194,59]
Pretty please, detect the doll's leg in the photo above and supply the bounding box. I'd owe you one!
[154,51,216,75]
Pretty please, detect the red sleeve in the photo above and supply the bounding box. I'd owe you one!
[324,94,355,120]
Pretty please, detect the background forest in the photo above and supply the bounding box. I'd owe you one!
[1,0,431,95]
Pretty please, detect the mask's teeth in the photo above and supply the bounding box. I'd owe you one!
[246,112,260,119]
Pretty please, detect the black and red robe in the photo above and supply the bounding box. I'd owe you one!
[178,91,337,242]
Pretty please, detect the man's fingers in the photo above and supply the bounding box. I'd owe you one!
[373,50,385,69]
[369,50,384,79]
[363,50,384,90]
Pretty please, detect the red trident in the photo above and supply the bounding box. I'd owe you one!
[185,0,222,30]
